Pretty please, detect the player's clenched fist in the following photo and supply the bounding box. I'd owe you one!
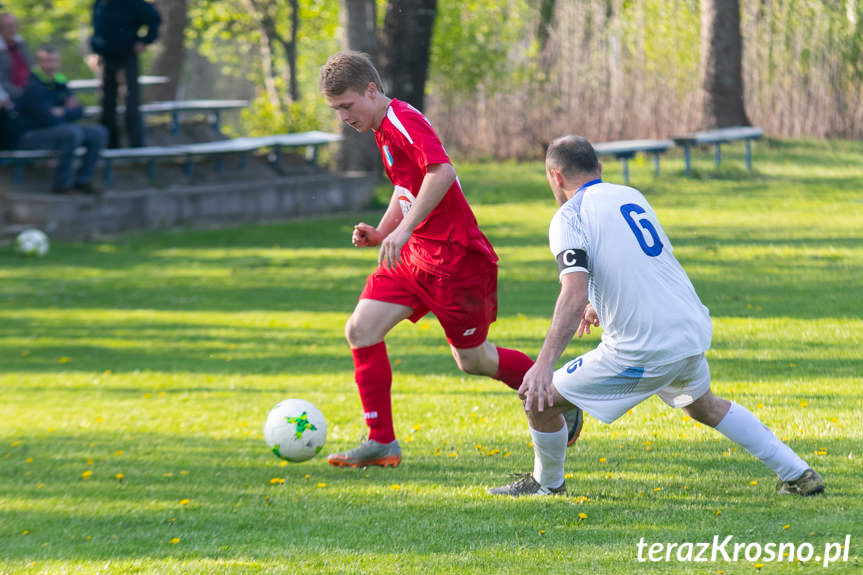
[352,223,383,247]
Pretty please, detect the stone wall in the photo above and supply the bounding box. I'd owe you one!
[3,173,376,240]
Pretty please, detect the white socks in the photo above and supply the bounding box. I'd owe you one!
[530,423,568,489]
[714,401,809,481]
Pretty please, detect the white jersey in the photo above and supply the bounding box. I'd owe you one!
[548,180,712,366]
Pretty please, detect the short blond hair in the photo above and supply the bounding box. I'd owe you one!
[320,51,384,97]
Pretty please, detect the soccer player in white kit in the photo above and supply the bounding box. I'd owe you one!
[489,135,824,497]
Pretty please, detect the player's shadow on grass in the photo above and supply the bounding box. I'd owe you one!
[2,432,857,563]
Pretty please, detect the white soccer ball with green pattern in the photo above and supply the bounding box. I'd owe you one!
[263,399,327,462]
[14,229,50,257]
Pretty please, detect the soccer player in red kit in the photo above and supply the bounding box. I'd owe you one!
[320,51,584,467]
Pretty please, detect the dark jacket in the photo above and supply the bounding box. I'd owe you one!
[90,0,161,58]
[13,68,84,141]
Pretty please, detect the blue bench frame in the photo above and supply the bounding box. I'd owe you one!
[673,126,763,176]
[0,131,342,186]
[592,139,675,185]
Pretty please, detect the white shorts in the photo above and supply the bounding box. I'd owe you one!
[552,345,711,424]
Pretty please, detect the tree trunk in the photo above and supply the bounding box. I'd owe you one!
[537,0,555,52]
[338,0,380,173]
[699,0,750,128]
[380,0,437,111]
[150,0,188,102]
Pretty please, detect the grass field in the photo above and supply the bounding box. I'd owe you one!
[1,140,861,574]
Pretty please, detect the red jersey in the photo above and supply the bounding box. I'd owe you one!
[374,99,497,278]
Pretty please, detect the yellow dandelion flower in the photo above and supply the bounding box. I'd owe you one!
[539,530,545,535]
[169,537,180,544]
[405,436,414,442]
[104,369,111,375]
[11,441,20,447]
[269,477,285,485]
[654,487,661,492]
[754,564,763,569]
[279,461,288,467]
[60,357,70,363]
[179,470,189,475]
[412,424,422,431]
[22,530,30,535]
[81,470,93,480]
[25,458,32,463]
[393,359,402,365]
[564,473,573,479]
[715,510,721,516]
[179,499,190,505]
[578,513,587,520]
[114,451,123,456]
[756,403,763,409]
[304,474,310,479]
[163,472,173,477]
[487,449,500,456]
[390,484,401,490]
[605,473,612,478]
[115,473,124,480]
[800,401,808,407]
[316,482,326,488]
[48,427,56,432]
[143,393,152,399]
[37,483,44,488]
[750,480,758,486]
[599,457,607,463]
[783,524,790,529]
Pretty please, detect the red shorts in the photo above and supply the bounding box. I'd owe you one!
[359,259,498,349]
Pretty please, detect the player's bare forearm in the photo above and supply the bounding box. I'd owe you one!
[378,163,456,268]
[535,274,590,370]
[379,191,405,234]
[396,163,455,233]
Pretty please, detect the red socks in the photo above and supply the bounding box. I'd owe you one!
[494,346,534,390]
[351,342,395,444]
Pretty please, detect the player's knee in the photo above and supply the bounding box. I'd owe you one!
[344,317,378,348]
[452,351,484,375]
[683,393,730,427]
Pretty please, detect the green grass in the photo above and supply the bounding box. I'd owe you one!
[1,139,862,574]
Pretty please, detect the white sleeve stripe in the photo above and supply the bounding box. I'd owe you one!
[559,267,588,278]
[386,107,414,144]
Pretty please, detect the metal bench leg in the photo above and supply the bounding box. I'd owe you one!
[239,152,247,170]
[305,145,319,165]
[273,145,282,169]
[172,111,180,134]
[745,139,752,173]
[714,143,721,168]
[683,145,692,177]
[185,155,193,178]
[653,153,660,177]
[104,159,113,187]
[213,111,221,133]
[148,159,156,182]
[216,157,223,173]
[622,158,630,186]
[13,161,23,185]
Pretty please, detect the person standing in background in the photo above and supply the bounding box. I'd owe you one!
[90,0,161,148]
[0,12,32,101]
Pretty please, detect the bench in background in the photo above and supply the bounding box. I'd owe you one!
[0,131,342,186]
[84,100,250,133]
[592,139,675,185]
[673,126,763,176]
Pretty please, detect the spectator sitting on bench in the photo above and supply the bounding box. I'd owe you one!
[13,45,107,194]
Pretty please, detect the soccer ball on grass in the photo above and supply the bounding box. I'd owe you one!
[14,229,50,257]
[263,399,327,462]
